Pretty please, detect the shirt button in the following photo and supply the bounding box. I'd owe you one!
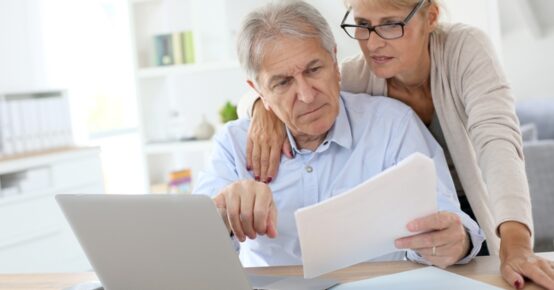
[305,165,313,173]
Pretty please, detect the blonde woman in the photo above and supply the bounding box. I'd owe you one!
[239,0,554,288]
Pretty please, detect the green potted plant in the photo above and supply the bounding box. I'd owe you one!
[219,101,238,123]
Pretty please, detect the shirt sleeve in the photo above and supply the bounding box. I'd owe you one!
[192,125,247,252]
[386,109,485,264]
[454,27,532,237]
[236,88,260,119]
[192,126,242,198]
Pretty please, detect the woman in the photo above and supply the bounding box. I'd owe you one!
[238,0,554,288]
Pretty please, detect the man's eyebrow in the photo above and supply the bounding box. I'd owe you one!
[266,59,323,87]
[267,74,290,87]
[305,59,322,69]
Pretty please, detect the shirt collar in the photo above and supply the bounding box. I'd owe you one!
[286,95,353,156]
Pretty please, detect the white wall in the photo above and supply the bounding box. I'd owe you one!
[0,0,49,92]
[502,30,554,100]
[440,0,502,56]
[0,0,146,195]
[499,0,554,99]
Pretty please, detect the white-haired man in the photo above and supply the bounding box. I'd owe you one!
[193,0,483,269]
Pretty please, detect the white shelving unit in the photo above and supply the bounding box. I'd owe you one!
[0,147,104,272]
[137,61,240,79]
[129,0,250,192]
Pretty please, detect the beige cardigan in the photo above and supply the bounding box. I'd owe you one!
[340,24,533,254]
[238,24,533,255]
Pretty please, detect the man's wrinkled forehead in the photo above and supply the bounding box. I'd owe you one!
[254,36,331,85]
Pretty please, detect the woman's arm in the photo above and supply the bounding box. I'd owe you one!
[456,26,553,289]
[246,99,292,183]
[236,90,292,183]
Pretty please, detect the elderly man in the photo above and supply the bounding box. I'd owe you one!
[193,1,483,269]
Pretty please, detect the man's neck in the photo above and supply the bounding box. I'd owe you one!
[293,133,327,152]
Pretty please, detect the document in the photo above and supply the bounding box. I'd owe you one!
[330,266,504,289]
[295,153,438,279]
[249,274,338,290]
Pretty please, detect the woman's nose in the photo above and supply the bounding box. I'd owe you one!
[365,31,386,52]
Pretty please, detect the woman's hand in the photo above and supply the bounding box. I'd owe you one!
[499,222,554,289]
[395,211,470,268]
[247,99,292,183]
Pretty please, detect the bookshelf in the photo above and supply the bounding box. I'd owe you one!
[137,61,240,79]
[129,0,252,192]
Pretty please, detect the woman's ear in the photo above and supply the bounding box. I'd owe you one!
[333,46,341,82]
[426,3,440,32]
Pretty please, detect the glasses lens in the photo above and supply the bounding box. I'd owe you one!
[375,24,403,39]
[344,26,369,40]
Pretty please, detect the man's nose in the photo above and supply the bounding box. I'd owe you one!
[365,31,386,52]
[296,77,316,104]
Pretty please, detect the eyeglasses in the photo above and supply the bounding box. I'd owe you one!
[340,0,427,40]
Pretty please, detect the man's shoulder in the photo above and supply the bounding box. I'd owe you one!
[340,91,413,119]
[213,118,250,145]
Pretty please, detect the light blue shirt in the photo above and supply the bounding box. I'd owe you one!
[193,92,484,267]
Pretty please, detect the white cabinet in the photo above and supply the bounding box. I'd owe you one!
[0,147,104,272]
[129,0,253,192]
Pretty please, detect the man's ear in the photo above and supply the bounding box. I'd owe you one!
[247,80,271,111]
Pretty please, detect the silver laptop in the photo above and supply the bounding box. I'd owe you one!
[56,194,337,290]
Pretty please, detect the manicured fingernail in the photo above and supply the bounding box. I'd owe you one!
[266,177,273,183]
[514,280,521,289]
[246,166,251,171]
[255,176,260,181]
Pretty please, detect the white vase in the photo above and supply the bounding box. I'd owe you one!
[194,116,215,140]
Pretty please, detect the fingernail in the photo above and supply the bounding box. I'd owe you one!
[514,280,521,289]
[266,177,273,183]
[246,166,251,171]
[407,222,418,231]
[255,176,260,181]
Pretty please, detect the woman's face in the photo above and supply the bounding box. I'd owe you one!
[347,1,438,80]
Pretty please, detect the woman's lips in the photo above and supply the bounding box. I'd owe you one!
[371,55,393,65]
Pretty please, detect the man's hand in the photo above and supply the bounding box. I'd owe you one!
[213,180,278,242]
[395,211,470,268]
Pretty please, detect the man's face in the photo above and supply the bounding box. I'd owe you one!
[251,36,341,140]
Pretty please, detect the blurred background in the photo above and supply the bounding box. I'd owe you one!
[0,0,552,273]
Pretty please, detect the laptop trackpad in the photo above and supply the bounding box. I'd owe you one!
[248,274,338,290]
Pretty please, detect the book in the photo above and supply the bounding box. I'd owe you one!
[171,32,184,65]
[1,98,13,155]
[9,100,24,154]
[154,34,174,66]
[182,30,195,64]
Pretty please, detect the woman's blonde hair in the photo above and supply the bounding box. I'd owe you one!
[344,0,441,14]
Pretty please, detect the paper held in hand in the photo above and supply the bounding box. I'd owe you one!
[295,153,438,279]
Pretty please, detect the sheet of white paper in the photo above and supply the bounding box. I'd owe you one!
[249,274,338,290]
[295,153,438,279]
[330,266,504,290]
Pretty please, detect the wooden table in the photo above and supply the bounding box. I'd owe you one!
[1,252,552,290]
